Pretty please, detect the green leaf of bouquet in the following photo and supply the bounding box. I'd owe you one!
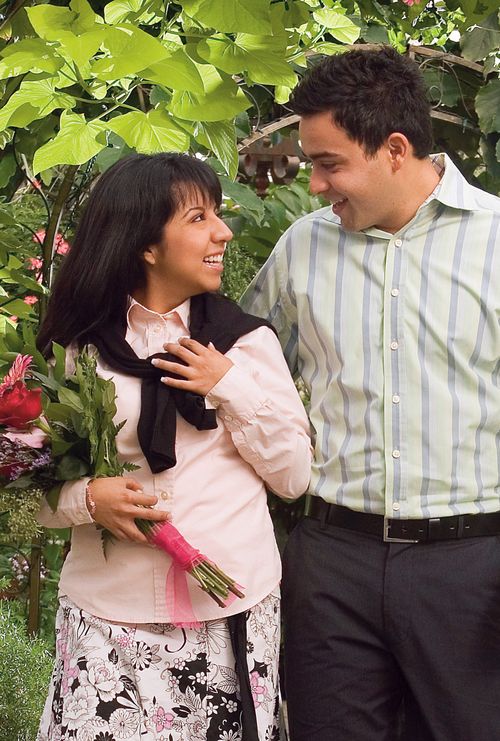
[170,67,251,122]
[476,79,500,135]
[33,111,108,173]
[180,0,272,34]
[0,39,63,80]
[46,484,62,513]
[107,109,190,153]
[92,24,168,80]
[0,79,75,132]
[312,9,361,44]
[219,176,266,225]
[197,34,297,88]
[58,386,85,413]
[51,343,67,383]
[142,48,205,93]
[56,454,89,480]
[195,121,238,179]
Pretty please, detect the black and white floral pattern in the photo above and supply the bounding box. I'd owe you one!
[38,593,280,741]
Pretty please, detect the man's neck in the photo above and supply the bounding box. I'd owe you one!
[376,157,442,234]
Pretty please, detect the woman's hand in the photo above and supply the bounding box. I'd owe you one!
[151,338,233,396]
[87,477,170,543]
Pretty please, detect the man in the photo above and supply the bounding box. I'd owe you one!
[241,46,500,740]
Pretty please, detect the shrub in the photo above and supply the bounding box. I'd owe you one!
[0,601,53,741]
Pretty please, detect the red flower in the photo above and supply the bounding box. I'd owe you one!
[0,382,42,428]
[0,355,42,429]
[32,229,70,255]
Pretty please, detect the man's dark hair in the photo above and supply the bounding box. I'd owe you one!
[290,46,433,158]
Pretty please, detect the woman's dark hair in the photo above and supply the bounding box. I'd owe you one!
[37,153,222,355]
[290,46,433,158]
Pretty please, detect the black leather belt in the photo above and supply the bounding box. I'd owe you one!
[304,496,500,543]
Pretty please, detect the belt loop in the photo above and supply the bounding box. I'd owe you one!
[456,515,464,538]
[319,501,330,531]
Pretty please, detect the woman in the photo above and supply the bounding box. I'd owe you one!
[36,153,311,741]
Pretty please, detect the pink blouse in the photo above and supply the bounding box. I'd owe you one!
[38,298,312,623]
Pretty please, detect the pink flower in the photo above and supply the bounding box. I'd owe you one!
[32,229,70,254]
[249,671,268,708]
[27,257,43,271]
[32,179,42,190]
[151,706,174,732]
[23,295,38,305]
[4,426,47,448]
[402,0,421,5]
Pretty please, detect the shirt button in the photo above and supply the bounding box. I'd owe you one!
[391,288,399,297]
[224,414,233,422]
[390,341,399,350]
[392,394,400,404]
[395,239,402,248]
[392,502,400,511]
[160,490,170,501]
[392,449,401,459]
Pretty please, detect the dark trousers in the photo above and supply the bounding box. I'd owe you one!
[282,517,500,741]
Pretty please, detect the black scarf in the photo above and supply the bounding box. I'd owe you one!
[86,292,276,474]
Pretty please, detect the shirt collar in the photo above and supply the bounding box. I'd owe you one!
[126,296,190,333]
[418,153,493,212]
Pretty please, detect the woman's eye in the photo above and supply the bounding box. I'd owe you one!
[193,212,205,222]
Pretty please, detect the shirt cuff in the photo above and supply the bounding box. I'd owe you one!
[206,365,267,429]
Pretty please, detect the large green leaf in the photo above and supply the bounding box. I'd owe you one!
[460,12,500,62]
[107,109,190,153]
[312,9,361,44]
[476,79,500,135]
[169,67,251,121]
[92,24,169,80]
[0,79,75,132]
[142,48,205,93]
[33,111,107,172]
[197,34,297,87]
[27,0,97,38]
[54,28,105,70]
[104,0,162,25]
[180,0,273,34]
[0,39,63,80]
[195,121,238,178]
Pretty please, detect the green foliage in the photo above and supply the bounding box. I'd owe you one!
[0,601,53,741]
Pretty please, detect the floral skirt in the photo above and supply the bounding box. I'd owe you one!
[37,592,281,741]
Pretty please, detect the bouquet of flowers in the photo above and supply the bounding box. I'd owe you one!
[0,341,244,608]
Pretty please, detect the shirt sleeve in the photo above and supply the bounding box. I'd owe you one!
[37,477,94,528]
[240,234,299,376]
[206,325,312,499]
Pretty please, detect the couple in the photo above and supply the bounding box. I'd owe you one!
[38,47,500,741]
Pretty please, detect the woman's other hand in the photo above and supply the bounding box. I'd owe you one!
[151,338,233,396]
[86,477,170,543]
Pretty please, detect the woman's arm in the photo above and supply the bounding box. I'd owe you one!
[154,326,312,499]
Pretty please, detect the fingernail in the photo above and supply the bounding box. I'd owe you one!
[151,358,159,366]
[161,377,169,383]
[208,342,215,349]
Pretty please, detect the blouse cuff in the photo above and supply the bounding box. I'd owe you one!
[206,365,267,428]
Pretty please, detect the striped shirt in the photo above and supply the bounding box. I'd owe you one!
[241,154,500,519]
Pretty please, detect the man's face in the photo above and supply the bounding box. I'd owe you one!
[299,111,396,233]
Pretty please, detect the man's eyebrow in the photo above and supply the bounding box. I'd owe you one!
[305,151,343,161]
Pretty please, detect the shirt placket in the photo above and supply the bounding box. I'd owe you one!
[383,235,406,519]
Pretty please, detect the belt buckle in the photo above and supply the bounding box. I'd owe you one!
[383,516,419,543]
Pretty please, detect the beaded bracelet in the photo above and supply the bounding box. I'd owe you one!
[85,479,97,520]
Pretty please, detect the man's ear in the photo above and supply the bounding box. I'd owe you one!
[386,132,410,172]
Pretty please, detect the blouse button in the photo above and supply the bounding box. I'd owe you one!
[160,490,170,501]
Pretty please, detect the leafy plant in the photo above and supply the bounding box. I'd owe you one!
[0,600,53,741]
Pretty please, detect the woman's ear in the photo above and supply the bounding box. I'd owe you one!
[142,245,157,266]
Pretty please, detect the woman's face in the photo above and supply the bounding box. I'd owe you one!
[143,189,233,309]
